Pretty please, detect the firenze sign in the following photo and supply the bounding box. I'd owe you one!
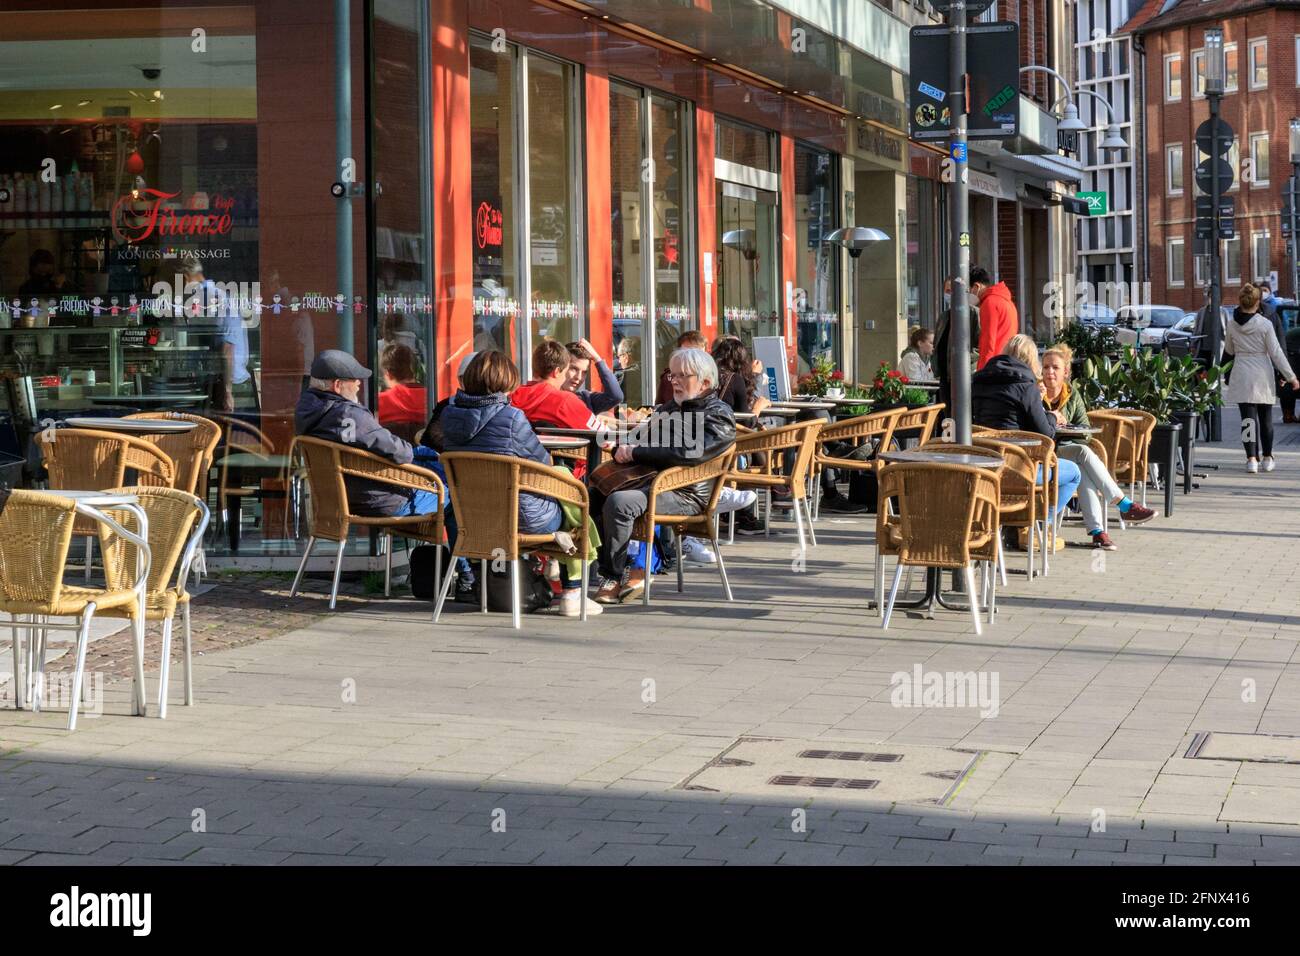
[110,189,235,244]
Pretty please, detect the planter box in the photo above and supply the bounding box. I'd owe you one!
[1148,420,1182,517]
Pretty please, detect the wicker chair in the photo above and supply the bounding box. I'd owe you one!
[1107,409,1156,505]
[971,436,1043,581]
[811,408,902,519]
[0,489,149,730]
[432,452,591,628]
[889,403,947,449]
[631,447,738,606]
[290,437,447,609]
[979,429,1059,576]
[1088,410,1145,504]
[95,487,209,719]
[39,427,174,581]
[210,413,301,547]
[876,462,1002,633]
[727,420,823,552]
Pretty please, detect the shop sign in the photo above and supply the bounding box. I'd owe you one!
[110,189,235,244]
[1077,191,1108,216]
[119,327,161,348]
[908,23,1020,141]
[854,90,906,134]
[475,201,503,249]
[855,123,906,171]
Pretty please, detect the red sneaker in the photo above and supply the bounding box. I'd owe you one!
[1090,531,1119,551]
[1121,502,1156,524]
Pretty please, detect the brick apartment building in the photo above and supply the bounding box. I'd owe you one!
[1126,0,1300,310]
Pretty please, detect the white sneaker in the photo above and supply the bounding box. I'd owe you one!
[680,537,717,564]
[715,487,758,515]
[1247,459,1259,474]
[1263,456,1276,472]
[559,590,603,617]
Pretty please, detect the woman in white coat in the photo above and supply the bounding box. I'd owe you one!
[1224,284,1300,473]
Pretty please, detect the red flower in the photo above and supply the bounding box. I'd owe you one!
[831,370,845,380]
[887,370,902,379]
[900,376,910,384]
[873,379,884,388]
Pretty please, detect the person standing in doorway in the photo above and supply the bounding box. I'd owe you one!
[1224,283,1299,473]
[970,266,1018,371]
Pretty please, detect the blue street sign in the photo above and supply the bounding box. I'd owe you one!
[951,143,968,163]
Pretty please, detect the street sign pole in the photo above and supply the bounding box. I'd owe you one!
[1293,164,1300,301]
[948,0,971,444]
[1207,88,1223,440]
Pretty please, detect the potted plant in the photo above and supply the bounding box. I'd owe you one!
[796,355,845,397]
[1056,321,1120,381]
[864,361,925,411]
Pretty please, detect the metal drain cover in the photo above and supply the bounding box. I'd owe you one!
[1188,732,1300,764]
[680,737,980,805]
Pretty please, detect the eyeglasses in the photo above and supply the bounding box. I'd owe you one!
[666,370,698,382]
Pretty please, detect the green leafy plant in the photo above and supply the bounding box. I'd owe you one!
[901,386,931,405]
[1079,346,1229,422]
[865,361,911,406]
[796,355,845,397]
[838,383,871,417]
[1056,321,1120,370]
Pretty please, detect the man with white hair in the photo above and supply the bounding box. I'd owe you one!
[591,347,736,604]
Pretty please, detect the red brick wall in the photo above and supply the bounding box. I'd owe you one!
[997,199,1019,292]
[1143,9,1300,308]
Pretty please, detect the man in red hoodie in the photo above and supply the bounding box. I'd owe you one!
[970,266,1018,370]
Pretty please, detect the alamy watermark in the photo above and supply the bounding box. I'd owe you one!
[890,663,1000,719]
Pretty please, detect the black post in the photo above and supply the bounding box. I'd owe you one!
[1207,90,1223,441]
[948,1,971,443]
[1292,166,1300,299]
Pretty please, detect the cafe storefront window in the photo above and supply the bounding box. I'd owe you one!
[0,1,379,558]
[793,143,838,375]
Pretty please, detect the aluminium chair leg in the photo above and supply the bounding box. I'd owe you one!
[384,533,393,598]
[580,559,589,622]
[34,620,48,713]
[290,536,316,597]
[642,534,654,606]
[875,549,885,618]
[987,561,997,623]
[510,559,521,631]
[182,602,194,706]
[711,532,733,601]
[676,532,684,593]
[84,537,93,582]
[997,538,1008,587]
[432,555,459,623]
[10,614,23,710]
[132,609,147,717]
[328,539,346,610]
[963,565,983,636]
[67,603,96,732]
[803,497,818,548]
[881,563,905,630]
[792,492,807,555]
[764,489,771,538]
[480,560,488,614]
[157,616,174,720]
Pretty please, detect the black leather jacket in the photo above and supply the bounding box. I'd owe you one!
[630,389,736,510]
[971,355,1057,438]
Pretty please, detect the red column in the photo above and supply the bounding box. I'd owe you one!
[430,0,473,400]
[584,70,614,380]
[780,134,797,371]
[695,105,717,347]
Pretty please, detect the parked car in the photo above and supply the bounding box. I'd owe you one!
[1076,303,1118,327]
[1115,305,1189,349]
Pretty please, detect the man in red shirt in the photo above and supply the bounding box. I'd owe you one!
[971,266,1019,370]
[512,338,601,477]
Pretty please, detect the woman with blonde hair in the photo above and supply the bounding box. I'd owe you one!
[1041,344,1154,550]
[971,333,1081,529]
[1224,283,1299,472]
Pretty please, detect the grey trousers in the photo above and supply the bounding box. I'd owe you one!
[1056,441,1123,534]
[592,487,699,580]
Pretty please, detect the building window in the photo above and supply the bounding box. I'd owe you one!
[1167,237,1185,287]
[1194,253,1209,288]
[1166,143,1184,196]
[1227,137,1240,193]
[1223,236,1242,285]
[1249,38,1267,89]
[1165,53,1182,101]
[1225,43,1238,92]
[795,144,839,375]
[1249,132,1270,187]
[1252,231,1271,282]
[1192,49,1206,98]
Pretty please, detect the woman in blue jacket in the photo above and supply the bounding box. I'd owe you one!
[439,350,600,617]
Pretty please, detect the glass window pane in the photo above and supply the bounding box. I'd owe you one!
[610,81,645,397]
[650,95,688,402]
[526,56,580,347]
[716,117,773,170]
[795,143,838,375]
[469,34,518,359]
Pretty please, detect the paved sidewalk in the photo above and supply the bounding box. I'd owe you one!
[2,411,1299,865]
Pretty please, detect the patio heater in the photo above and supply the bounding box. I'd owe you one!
[823,226,889,385]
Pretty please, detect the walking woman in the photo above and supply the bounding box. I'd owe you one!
[1224,284,1300,473]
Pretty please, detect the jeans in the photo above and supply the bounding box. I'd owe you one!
[1036,459,1081,518]
[1056,442,1122,534]
[590,486,699,580]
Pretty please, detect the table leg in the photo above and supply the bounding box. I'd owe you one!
[586,439,600,478]
[1182,435,1194,495]
[228,494,242,554]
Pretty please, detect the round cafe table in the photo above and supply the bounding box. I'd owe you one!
[65,417,197,435]
[538,435,589,451]
[1055,426,1101,441]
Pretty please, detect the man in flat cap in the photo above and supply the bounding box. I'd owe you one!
[295,349,438,517]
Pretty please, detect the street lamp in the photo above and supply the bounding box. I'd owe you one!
[1204,27,1225,95]
[823,227,889,385]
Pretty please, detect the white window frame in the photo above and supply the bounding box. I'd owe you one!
[1249,132,1270,187]
[1228,137,1240,193]
[1249,38,1267,90]
[1166,143,1184,196]
[1224,42,1238,92]
[1223,236,1242,286]
[1167,236,1186,288]
[1165,53,1183,102]
[1251,230,1271,281]
[1193,253,1209,288]
[1192,49,1206,98]
[1295,36,1300,86]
